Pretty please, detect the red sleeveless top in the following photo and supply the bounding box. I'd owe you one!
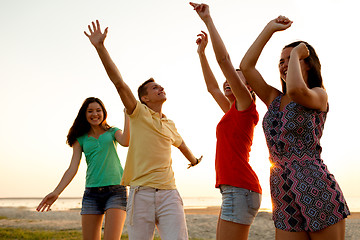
[215,101,262,194]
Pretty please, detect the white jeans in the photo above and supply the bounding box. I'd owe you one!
[126,187,188,240]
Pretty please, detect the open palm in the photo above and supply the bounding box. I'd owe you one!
[84,20,108,47]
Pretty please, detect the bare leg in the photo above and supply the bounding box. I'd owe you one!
[309,219,346,240]
[82,214,104,240]
[276,218,346,240]
[216,215,251,240]
[276,229,310,240]
[103,209,126,240]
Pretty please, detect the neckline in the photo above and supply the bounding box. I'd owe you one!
[87,130,108,140]
[145,104,167,119]
[277,94,292,112]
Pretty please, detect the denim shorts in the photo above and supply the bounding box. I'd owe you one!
[220,185,262,225]
[81,185,127,215]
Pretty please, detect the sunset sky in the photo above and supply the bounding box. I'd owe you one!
[1,0,359,210]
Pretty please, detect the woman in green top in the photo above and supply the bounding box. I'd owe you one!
[37,97,130,240]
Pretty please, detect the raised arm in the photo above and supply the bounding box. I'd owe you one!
[191,3,252,111]
[240,16,292,106]
[115,109,130,147]
[84,20,137,114]
[196,31,230,113]
[286,43,328,111]
[36,141,82,212]
[177,140,202,169]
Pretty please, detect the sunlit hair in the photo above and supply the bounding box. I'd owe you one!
[67,97,110,147]
[280,41,324,94]
[138,78,155,105]
[236,69,256,101]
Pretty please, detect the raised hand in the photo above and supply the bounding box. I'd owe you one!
[196,31,208,54]
[292,42,309,60]
[190,2,211,22]
[84,20,108,48]
[267,15,293,32]
[36,192,59,212]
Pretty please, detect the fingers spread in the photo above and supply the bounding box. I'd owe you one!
[96,19,101,32]
[88,25,93,33]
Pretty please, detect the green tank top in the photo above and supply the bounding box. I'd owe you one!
[77,127,124,187]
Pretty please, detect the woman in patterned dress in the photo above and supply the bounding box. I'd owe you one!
[240,16,350,239]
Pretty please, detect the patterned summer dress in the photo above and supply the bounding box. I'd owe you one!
[263,94,350,232]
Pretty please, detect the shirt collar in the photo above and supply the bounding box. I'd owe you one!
[146,104,167,120]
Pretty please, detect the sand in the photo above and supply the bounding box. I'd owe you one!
[0,207,359,239]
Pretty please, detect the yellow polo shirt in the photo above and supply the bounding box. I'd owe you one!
[120,101,183,189]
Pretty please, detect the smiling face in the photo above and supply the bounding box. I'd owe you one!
[279,41,324,93]
[223,80,233,98]
[223,71,253,100]
[279,47,292,82]
[279,47,310,85]
[85,102,104,126]
[141,81,167,104]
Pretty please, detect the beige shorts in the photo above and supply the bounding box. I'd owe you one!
[126,186,188,240]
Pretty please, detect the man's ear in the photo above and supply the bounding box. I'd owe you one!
[141,95,149,103]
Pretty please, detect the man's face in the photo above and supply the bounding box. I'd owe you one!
[142,82,167,104]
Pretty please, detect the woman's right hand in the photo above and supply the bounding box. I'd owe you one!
[190,2,211,22]
[36,192,59,212]
[267,15,292,33]
[196,31,208,55]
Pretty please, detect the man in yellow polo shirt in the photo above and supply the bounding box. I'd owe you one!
[85,20,202,240]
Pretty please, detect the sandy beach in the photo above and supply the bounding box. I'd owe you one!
[1,207,359,239]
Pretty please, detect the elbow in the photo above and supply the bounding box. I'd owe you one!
[287,87,307,101]
[120,138,130,147]
[239,62,246,71]
[65,167,79,178]
[240,60,251,72]
[216,54,231,68]
[177,140,185,150]
[240,55,257,72]
[114,81,124,90]
[207,87,216,95]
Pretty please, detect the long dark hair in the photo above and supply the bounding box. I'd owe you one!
[280,41,324,93]
[67,97,110,147]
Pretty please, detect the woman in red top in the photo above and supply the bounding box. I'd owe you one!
[191,3,262,240]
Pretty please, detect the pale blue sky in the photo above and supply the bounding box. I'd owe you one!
[0,0,359,210]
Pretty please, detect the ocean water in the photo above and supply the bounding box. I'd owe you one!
[0,196,270,212]
[1,195,359,212]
